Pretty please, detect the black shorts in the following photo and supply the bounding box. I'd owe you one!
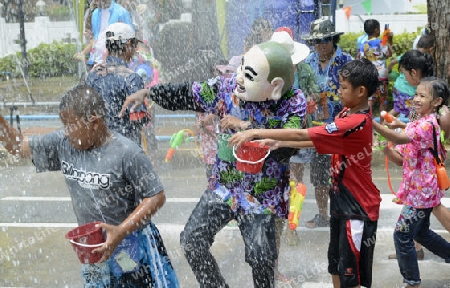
[310,152,331,186]
[328,216,378,288]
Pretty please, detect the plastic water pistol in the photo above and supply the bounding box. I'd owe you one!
[381,24,391,46]
[165,130,187,162]
[380,111,393,123]
[288,181,307,230]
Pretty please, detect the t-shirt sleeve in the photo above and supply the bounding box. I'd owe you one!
[405,120,434,150]
[124,150,164,202]
[308,114,369,155]
[29,130,64,173]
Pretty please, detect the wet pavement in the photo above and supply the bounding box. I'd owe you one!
[1,114,450,287]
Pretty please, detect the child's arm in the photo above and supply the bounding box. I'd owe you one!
[257,139,314,150]
[0,114,31,158]
[373,120,410,144]
[387,58,398,72]
[383,145,403,166]
[228,128,310,147]
[94,192,166,262]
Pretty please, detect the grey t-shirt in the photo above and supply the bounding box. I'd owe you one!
[29,131,164,226]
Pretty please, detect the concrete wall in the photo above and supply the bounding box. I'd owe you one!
[0,16,79,58]
[335,9,428,34]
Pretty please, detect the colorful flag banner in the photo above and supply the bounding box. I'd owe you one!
[361,0,372,15]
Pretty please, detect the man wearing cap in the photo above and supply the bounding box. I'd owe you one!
[121,41,307,287]
[86,22,148,146]
[302,19,353,228]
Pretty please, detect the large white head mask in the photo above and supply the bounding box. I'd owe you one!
[234,41,294,102]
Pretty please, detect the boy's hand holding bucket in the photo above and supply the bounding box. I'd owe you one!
[228,129,259,148]
[91,222,128,263]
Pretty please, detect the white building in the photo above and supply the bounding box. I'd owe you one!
[341,0,427,15]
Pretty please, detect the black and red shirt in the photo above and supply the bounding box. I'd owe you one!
[308,108,381,221]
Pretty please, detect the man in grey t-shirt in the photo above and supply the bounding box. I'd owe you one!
[0,85,179,287]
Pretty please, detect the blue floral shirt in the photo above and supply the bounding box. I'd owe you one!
[149,75,306,217]
[305,46,353,118]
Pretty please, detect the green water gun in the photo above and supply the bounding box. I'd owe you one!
[165,129,200,162]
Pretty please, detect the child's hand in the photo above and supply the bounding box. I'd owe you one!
[255,139,281,150]
[385,116,404,130]
[92,223,126,263]
[228,130,257,147]
[221,115,247,130]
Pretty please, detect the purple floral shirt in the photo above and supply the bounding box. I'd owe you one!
[193,76,307,217]
[396,114,445,208]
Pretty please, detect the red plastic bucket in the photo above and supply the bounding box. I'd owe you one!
[233,142,270,174]
[65,221,105,264]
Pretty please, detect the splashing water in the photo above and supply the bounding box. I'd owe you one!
[13,54,35,104]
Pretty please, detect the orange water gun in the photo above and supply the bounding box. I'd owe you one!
[381,24,391,46]
[288,181,307,230]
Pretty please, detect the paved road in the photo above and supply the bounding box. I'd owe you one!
[1,152,450,288]
[1,115,450,287]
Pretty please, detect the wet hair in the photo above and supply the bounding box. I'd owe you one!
[244,33,264,52]
[338,58,379,97]
[399,50,434,78]
[250,17,273,37]
[419,77,449,112]
[417,35,435,50]
[363,19,380,36]
[60,85,106,120]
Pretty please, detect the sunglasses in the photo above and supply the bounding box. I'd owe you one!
[311,37,333,45]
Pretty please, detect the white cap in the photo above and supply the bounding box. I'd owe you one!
[270,31,310,64]
[105,22,137,42]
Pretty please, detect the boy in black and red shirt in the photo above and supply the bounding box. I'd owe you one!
[229,58,381,288]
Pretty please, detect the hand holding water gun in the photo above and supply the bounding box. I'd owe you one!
[381,24,392,46]
[165,129,201,162]
[288,181,307,230]
[380,111,393,123]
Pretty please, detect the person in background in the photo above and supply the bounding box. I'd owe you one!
[129,40,159,164]
[359,19,393,122]
[244,17,274,53]
[229,59,382,288]
[74,0,133,69]
[302,19,353,228]
[0,85,179,287]
[387,37,435,120]
[193,56,241,182]
[412,25,430,50]
[86,22,149,146]
[356,32,368,59]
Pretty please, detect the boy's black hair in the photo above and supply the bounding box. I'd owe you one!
[363,19,380,36]
[417,35,435,49]
[420,77,449,111]
[60,85,106,120]
[338,58,379,97]
[399,50,434,77]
